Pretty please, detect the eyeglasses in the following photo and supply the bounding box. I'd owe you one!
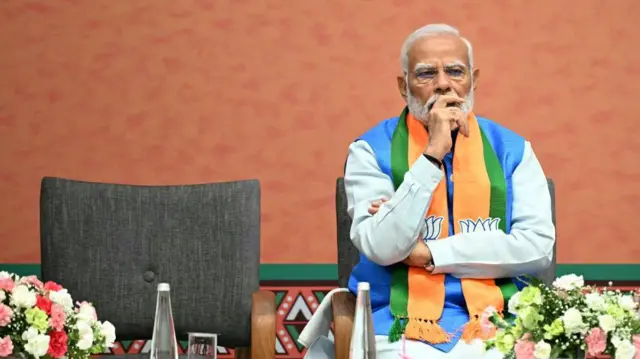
[412,65,469,85]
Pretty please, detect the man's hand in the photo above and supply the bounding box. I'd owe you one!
[423,94,469,161]
[368,199,434,272]
[402,240,434,271]
[367,198,388,215]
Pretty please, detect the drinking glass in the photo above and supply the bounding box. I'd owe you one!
[187,333,217,359]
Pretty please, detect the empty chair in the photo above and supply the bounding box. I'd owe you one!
[40,177,275,359]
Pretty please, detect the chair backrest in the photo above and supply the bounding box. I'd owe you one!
[539,179,557,286]
[336,177,557,287]
[40,177,261,348]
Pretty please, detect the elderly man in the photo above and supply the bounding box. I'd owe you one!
[301,24,555,359]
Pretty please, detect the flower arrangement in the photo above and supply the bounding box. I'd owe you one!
[482,274,640,359]
[0,271,116,359]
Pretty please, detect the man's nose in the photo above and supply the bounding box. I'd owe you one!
[434,71,451,93]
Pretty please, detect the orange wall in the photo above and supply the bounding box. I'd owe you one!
[2,0,640,264]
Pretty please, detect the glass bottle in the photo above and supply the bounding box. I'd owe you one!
[349,282,377,359]
[150,283,178,359]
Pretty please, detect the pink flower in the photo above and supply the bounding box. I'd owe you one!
[633,335,640,359]
[514,339,535,359]
[19,275,43,289]
[49,304,66,331]
[47,330,68,358]
[0,304,12,327]
[0,278,13,292]
[43,281,63,292]
[586,328,607,356]
[480,306,498,335]
[36,295,53,314]
[76,301,97,323]
[0,336,13,357]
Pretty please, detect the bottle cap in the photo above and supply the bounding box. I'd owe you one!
[158,283,170,291]
[357,282,370,291]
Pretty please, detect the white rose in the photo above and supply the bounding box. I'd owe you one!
[561,308,587,334]
[552,274,584,291]
[612,335,624,348]
[508,291,521,315]
[585,292,606,312]
[0,290,5,302]
[598,314,616,332]
[0,272,10,279]
[100,321,116,347]
[10,285,37,308]
[76,321,94,350]
[534,340,551,359]
[22,327,50,357]
[49,289,73,312]
[618,295,637,311]
[76,302,97,325]
[614,339,636,359]
[22,327,38,341]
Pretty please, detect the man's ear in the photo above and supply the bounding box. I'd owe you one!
[397,74,408,100]
[472,68,480,91]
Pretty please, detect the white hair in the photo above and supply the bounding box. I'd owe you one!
[400,24,474,74]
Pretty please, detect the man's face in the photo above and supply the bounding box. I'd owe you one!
[398,34,479,121]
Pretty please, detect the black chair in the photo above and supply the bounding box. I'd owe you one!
[40,177,275,359]
[335,177,557,287]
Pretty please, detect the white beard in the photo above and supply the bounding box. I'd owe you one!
[406,85,474,123]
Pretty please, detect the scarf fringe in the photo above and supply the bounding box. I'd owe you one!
[403,318,450,344]
[388,317,405,343]
[462,316,495,343]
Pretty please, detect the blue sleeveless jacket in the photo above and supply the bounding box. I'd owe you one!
[347,115,527,352]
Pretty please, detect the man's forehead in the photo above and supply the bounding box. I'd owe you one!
[408,34,469,68]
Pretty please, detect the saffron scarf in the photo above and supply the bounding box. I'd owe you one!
[388,107,518,343]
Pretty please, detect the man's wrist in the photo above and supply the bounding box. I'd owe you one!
[424,145,446,161]
[423,153,442,168]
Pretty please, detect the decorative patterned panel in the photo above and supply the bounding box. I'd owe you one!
[104,285,334,358]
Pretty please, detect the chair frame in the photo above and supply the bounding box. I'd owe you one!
[236,291,277,359]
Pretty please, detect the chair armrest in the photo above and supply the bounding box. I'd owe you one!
[332,291,356,359]
[250,290,276,359]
